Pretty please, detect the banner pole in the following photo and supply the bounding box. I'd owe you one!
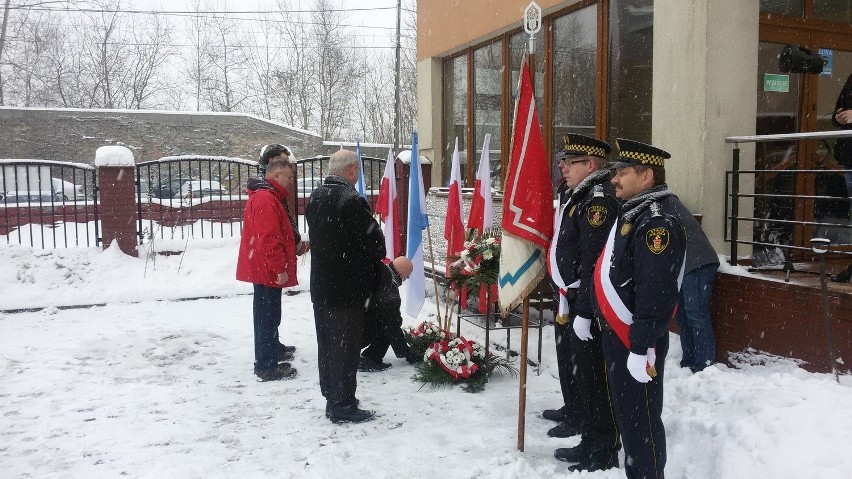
[517,296,530,451]
[426,223,443,326]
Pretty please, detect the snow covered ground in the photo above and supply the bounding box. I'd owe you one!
[1,239,851,478]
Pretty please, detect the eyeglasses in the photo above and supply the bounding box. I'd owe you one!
[559,158,592,166]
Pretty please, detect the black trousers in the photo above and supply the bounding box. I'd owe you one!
[570,320,620,454]
[602,330,669,479]
[554,303,582,420]
[361,313,408,361]
[313,304,365,409]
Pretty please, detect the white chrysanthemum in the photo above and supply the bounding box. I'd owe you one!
[483,250,493,260]
[485,237,496,245]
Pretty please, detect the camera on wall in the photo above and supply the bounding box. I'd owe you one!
[779,44,825,74]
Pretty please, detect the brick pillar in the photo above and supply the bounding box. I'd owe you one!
[397,153,432,253]
[96,147,138,256]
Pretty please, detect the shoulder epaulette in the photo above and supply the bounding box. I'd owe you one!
[650,201,662,218]
[593,183,604,197]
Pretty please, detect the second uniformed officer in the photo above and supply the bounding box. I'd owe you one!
[550,134,621,472]
[594,139,687,479]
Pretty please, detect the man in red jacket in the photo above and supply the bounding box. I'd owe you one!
[236,157,299,381]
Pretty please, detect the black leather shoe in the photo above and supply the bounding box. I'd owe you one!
[554,443,591,463]
[326,399,360,418]
[278,350,294,362]
[547,421,582,438]
[328,405,375,424]
[405,350,423,364]
[358,356,392,372]
[564,451,619,472]
[279,344,296,354]
[255,363,297,381]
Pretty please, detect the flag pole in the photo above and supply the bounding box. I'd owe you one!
[426,223,443,326]
[517,1,542,453]
[444,226,456,330]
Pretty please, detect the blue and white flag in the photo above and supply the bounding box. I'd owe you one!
[355,139,367,199]
[403,132,429,318]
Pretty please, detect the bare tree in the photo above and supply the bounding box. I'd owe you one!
[274,0,316,131]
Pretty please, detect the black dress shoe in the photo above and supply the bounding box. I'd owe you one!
[547,421,582,438]
[278,350,294,362]
[542,406,577,423]
[328,405,375,424]
[554,442,591,462]
[358,356,392,372]
[279,344,297,354]
[255,363,297,381]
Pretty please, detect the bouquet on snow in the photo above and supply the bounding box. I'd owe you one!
[446,230,501,313]
[406,321,516,393]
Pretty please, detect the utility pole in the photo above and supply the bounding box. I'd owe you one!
[1,0,13,105]
[393,0,402,152]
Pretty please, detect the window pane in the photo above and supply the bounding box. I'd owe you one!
[759,0,804,16]
[753,41,803,259]
[608,0,654,144]
[474,41,503,191]
[813,0,852,23]
[443,55,468,186]
[552,5,598,185]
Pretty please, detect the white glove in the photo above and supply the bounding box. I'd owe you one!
[572,315,593,341]
[627,352,653,383]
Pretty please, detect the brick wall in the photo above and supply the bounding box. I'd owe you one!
[0,108,323,164]
[711,271,852,374]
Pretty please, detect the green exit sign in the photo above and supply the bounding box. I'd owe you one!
[764,73,790,93]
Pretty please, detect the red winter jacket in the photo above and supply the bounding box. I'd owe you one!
[236,179,297,288]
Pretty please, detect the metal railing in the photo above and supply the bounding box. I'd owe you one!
[0,159,99,248]
[725,130,852,267]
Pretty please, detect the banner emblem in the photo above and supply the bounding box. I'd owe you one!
[645,227,670,254]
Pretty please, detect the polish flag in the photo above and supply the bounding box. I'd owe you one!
[466,133,493,236]
[375,148,401,263]
[444,137,465,264]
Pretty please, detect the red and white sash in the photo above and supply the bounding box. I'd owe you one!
[547,200,575,320]
[594,221,686,362]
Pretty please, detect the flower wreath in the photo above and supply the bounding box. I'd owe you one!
[446,230,501,313]
[406,321,517,393]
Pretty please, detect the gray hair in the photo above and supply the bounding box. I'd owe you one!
[328,149,359,176]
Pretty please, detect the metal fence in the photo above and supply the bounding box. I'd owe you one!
[725,130,852,268]
[293,154,387,232]
[136,156,260,243]
[0,159,99,248]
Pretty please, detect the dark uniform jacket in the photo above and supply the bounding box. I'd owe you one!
[596,188,687,353]
[555,170,620,318]
[306,175,386,307]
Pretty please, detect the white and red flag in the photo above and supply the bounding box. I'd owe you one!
[498,54,554,315]
[466,133,493,236]
[444,137,465,264]
[375,147,401,263]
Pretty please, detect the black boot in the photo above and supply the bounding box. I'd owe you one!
[327,404,375,424]
[542,405,575,423]
[565,450,619,472]
[358,355,392,372]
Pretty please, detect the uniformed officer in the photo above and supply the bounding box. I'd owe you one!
[594,138,687,479]
[548,134,622,472]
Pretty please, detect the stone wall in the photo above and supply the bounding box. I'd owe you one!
[0,107,323,164]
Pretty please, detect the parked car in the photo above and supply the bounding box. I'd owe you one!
[51,177,86,200]
[150,177,196,199]
[2,191,60,203]
[296,177,324,196]
[178,180,230,199]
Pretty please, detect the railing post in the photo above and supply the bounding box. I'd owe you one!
[730,145,740,266]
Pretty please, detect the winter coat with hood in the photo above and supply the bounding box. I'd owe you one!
[236,177,297,288]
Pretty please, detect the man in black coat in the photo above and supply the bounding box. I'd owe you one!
[550,134,621,472]
[594,139,687,479]
[306,149,386,424]
[359,256,417,371]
